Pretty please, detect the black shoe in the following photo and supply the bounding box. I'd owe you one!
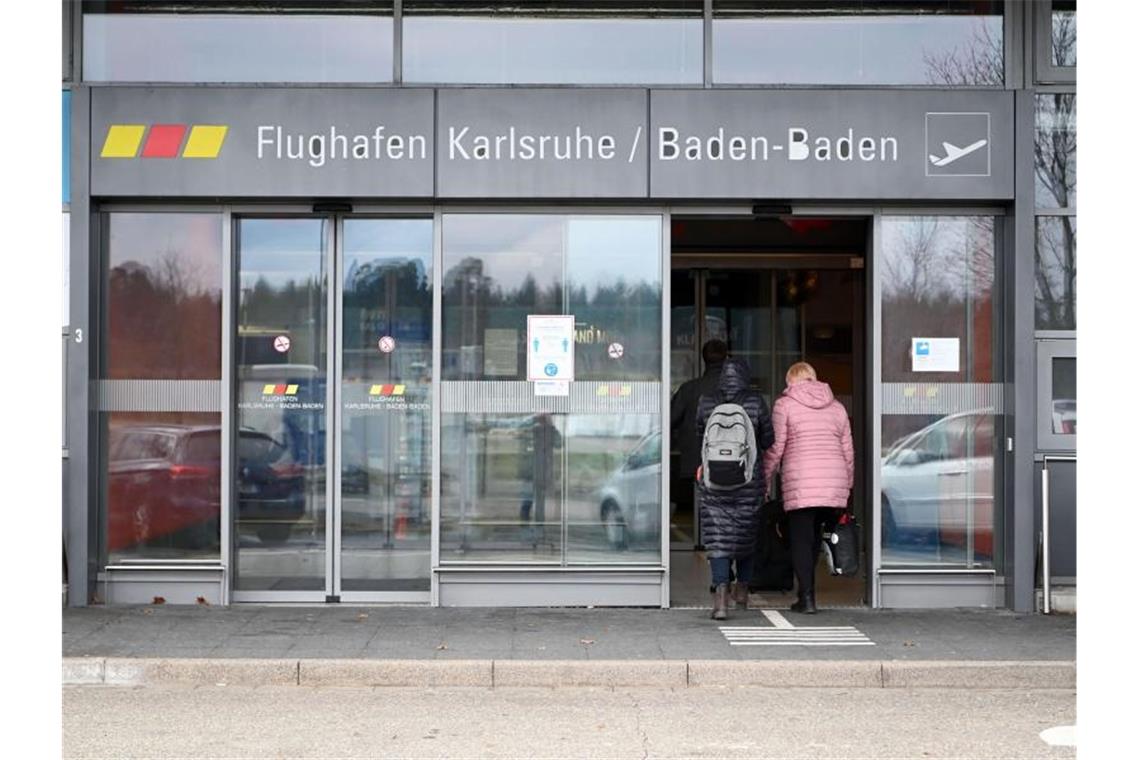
[790,591,817,614]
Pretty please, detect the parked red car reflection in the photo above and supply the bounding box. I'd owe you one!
[107,425,309,553]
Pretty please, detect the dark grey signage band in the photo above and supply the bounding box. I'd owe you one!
[89,87,1014,200]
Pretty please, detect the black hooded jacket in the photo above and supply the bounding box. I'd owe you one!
[694,357,775,559]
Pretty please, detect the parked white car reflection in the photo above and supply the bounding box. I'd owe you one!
[881,409,995,559]
[598,431,665,549]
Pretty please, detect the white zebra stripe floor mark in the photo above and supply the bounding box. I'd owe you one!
[720,609,875,646]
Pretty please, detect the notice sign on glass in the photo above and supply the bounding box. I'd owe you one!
[527,315,575,383]
[911,337,960,373]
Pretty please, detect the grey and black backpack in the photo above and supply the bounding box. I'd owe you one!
[700,402,757,491]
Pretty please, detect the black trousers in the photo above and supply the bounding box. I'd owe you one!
[788,507,843,597]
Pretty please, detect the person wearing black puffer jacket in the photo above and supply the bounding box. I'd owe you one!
[694,356,775,620]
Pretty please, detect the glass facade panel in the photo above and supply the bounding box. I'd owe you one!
[880,217,1000,568]
[233,218,329,592]
[62,90,70,205]
[1052,1,1077,68]
[713,2,1003,85]
[440,214,663,564]
[1035,94,1077,209]
[100,213,223,562]
[1051,357,1076,436]
[83,13,393,83]
[1035,217,1076,331]
[339,219,433,591]
[403,6,702,84]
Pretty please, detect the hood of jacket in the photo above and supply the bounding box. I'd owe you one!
[716,357,752,401]
[783,379,835,409]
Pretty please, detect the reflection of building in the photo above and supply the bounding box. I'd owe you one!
[65,3,1073,613]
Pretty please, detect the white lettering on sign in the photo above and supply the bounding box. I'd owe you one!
[257,125,428,168]
[659,126,898,164]
[449,126,620,162]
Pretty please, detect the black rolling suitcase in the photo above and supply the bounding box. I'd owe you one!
[749,496,795,592]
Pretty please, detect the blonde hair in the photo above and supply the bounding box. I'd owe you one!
[785,362,817,385]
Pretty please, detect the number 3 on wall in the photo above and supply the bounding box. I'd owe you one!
[74,328,83,344]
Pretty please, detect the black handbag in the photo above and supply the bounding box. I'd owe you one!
[821,511,860,576]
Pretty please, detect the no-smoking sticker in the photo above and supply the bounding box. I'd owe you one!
[273,335,291,353]
[607,342,624,359]
[378,336,396,353]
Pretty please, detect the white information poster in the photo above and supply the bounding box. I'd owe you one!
[527,315,575,382]
[911,337,960,373]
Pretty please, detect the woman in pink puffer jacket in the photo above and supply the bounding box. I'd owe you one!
[762,362,854,614]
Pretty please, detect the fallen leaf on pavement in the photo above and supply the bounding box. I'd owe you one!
[152,596,165,605]
[196,597,210,606]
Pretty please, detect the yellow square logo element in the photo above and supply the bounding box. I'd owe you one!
[101,125,146,158]
[182,125,228,158]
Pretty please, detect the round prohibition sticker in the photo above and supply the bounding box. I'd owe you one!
[607,342,624,359]
[273,335,291,353]
[378,335,396,353]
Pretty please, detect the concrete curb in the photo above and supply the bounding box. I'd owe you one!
[62,657,1075,689]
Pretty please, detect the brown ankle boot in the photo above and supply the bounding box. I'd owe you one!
[730,581,749,609]
[711,584,729,620]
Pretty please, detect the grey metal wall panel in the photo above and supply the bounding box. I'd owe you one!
[440,381,660,414]
[437,571,663,607]
[879,575,1000,608]
[650,90,1014,199]
[436,89,649,198]
[91,88,435,197]
[1034,461,1076,578]
[98,379,222,412]
[67,85,93,607]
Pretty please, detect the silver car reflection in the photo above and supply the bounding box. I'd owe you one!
[881,409,995,559]
[598,431,665,549]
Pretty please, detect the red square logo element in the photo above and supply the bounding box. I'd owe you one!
[274,384,287,396]
[141,124,187,158]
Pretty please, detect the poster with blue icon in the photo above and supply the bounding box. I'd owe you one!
[527,315,575,390]
[911,337,960,373]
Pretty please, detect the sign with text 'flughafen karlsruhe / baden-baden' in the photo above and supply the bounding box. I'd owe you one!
[89,87,1013,200]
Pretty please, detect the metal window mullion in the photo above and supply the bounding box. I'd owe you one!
[325,216,338,599]
[332,215,346,597]
[393,0,403,84]
[870,212,883,608]
[430,208,443,605]
[702,0,712,88]
[219,207,233,604]
[659,211,671,608]
[561,217,570,568]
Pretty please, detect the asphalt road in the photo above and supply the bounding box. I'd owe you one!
[64,685,1075,759]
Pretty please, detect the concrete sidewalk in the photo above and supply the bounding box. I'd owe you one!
[63,605,1075,689]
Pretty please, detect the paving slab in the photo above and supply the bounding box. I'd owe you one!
[64,605,1074,663]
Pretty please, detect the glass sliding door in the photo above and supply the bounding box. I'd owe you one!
[338,219,433,595]
[232,214,433,601]
[233,218,331,595]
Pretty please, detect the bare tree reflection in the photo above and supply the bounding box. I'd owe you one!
[108,248,221,379]
[923,17,1003,86]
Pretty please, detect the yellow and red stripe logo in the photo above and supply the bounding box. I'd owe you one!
[262,384,299,396]
[595,383,632,397]
[369,384,406,397]
[101,124,228,159]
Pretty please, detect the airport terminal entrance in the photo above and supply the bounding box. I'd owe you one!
[668,217,868,608]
